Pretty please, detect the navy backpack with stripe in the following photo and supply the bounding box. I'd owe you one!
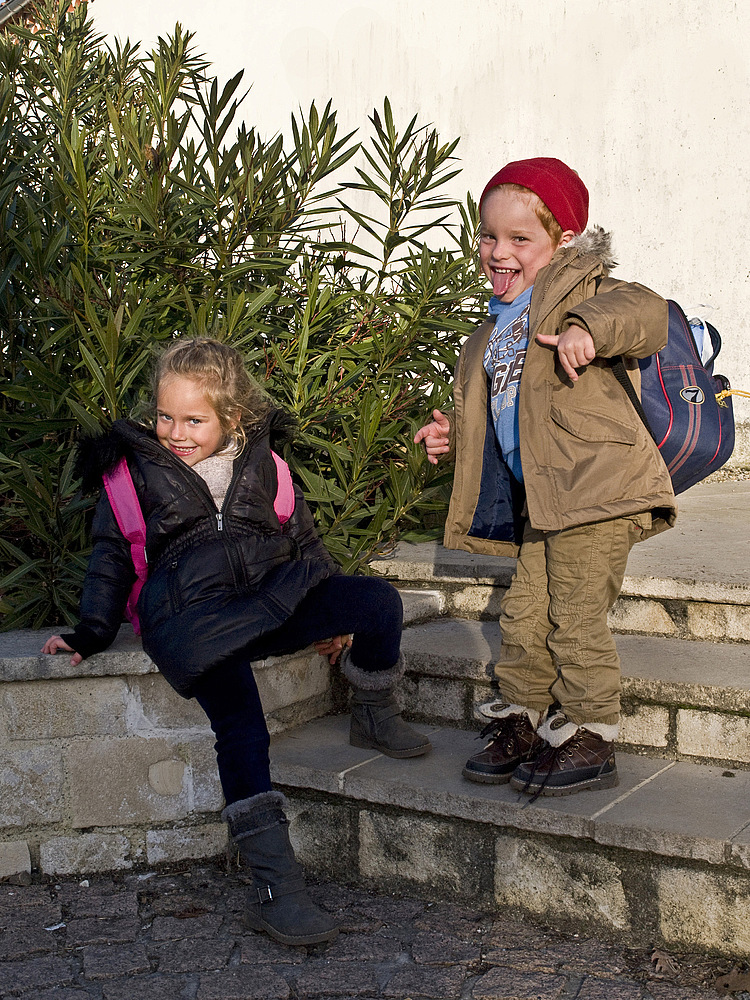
[612,300,735,494]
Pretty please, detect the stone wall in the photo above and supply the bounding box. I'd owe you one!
[284,791,750,957]
[0,627,334,879]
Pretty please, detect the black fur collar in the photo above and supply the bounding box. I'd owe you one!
[74,422,148,494]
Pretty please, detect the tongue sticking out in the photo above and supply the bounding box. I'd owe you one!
[493,269,517,297]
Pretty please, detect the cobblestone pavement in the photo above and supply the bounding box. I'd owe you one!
[0,860,745,1000]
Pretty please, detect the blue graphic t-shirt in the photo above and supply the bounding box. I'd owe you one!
[483,286,533,483]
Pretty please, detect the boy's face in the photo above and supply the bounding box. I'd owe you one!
[479,187,572,303]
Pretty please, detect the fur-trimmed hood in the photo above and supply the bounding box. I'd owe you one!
[74,406,298,495]
[565,225,617,277]
[74,425,136,494]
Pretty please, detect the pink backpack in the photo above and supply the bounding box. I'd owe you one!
[102,451,296,635]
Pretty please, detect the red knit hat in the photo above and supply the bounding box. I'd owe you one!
[479,157,589,234]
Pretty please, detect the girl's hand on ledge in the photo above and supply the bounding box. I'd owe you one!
[314,634,352,665]
[42,635,83,667]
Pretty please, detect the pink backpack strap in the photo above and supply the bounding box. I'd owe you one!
[102,456,147,635]
[271,450,295,524]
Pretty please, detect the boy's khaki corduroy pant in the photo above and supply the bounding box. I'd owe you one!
[494,513,650,726]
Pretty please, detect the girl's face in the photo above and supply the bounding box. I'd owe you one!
[156,376,226,466]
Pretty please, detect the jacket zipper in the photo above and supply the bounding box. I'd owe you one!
[215,458,249,589]
[168,560,181,612]
[137,431,260,592]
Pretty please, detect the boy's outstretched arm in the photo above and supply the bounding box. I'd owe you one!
[563,281,669,359]
[414,409,451,465]
[536,323,596,382]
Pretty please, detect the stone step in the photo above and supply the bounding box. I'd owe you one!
[374,480,750,643]
[0,589,438,730]
[398,617,750,770]
[0,590,441,882]
[1,480,746,901]
[271,713,750,959]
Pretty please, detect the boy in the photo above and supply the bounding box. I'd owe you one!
[415,157,676,797]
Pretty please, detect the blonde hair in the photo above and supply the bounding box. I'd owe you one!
[488,183,564,248]
[149,338,272,451]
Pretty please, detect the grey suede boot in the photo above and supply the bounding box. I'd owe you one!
[222,791,338,947]
[341,650,432,758]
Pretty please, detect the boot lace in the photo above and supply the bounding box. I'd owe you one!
[518,731,583,805]
[476,714,530,756]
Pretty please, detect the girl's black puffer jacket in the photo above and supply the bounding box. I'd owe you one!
[62,412,340,697]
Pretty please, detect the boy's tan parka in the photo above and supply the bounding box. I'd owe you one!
[443,230,677,557]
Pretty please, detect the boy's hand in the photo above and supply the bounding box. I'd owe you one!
[537,323,596,381]
[42,635,83,667]
[414,409,450,464]
[314,634,352,666]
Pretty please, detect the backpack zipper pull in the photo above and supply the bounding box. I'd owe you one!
[216,512,223,531]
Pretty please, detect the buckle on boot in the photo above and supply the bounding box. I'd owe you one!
[256,884,274,904]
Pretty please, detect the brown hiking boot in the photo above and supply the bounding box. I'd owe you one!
[510,727,618,798]
[462,713,545,784]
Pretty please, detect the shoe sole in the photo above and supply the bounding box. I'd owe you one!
[350,735,432,758]
[245,913,339,946]
[509,770,619,796]
[461,766,512,785]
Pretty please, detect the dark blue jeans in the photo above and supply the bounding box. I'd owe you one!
[193,574,403,805]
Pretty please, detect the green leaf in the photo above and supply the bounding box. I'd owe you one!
[0,6,481,628]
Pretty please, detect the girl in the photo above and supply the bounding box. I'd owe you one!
[43,337,430,947]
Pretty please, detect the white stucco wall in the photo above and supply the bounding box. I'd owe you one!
[91,0,750,459]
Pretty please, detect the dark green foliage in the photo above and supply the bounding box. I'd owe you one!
[0,0,484,628]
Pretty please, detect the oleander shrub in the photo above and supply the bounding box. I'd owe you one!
[0,0,484,628]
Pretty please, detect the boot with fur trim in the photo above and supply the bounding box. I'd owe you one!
[223,791,338,946]
[341,650,432,758]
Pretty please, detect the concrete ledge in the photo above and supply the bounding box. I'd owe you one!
[272,716,750,869]
[0,631,333,875]
[378,549,750,640]
[0,588,437,684]
[273,715,750,957]
[403,619,750,704]
[0,627,156,683]
[0,588,437,876]
[373,541,517,588]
